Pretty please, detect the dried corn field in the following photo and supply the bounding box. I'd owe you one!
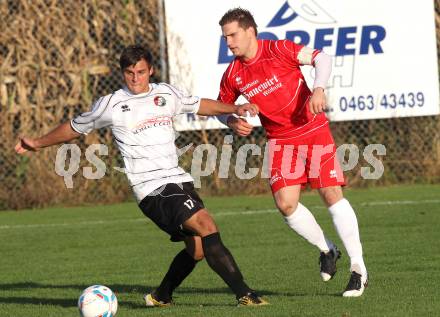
[0,0,439,210]
[0,0,165,209]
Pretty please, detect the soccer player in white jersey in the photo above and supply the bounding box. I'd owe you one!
[15,45,268,307]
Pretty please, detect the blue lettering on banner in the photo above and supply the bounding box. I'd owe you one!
[314,28,333,51]
[360,25,386,54]
[336,26,357,55]
[267,2,299,27]
[218,25,386,63]
[338,92,425,112]
[286,30,310,45]
[217,1,386,63]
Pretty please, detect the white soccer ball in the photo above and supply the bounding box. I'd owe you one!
[78,285,118,317]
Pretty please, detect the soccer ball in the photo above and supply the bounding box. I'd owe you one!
[78,285,118,317]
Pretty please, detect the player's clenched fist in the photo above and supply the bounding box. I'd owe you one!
[227,116,254,137]
[15,137,39,154]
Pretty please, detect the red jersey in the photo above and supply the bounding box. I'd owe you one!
[219,39,328,139]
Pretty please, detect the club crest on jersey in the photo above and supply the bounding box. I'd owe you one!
[154,96,166,106]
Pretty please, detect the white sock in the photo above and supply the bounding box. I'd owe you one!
[328,198,367,275]
[284,203,332,252]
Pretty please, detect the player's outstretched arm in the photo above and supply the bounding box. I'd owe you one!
[15,121,81,155]
[197,98,258,117]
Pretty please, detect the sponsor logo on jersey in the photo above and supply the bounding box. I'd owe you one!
[241,75,282,99]
[270,171,283,185]
[235,76,242,85]
[132,116,172,134]
[154,96,166,106]
[121,104,130,112]
[239,80,259,93]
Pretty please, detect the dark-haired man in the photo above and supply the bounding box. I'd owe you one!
[216,8,368,297]
[15,45,268,306]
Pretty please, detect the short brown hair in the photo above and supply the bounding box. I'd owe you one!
[219,8,258,36]
[120,45,153,71]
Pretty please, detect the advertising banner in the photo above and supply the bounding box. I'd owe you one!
[165,0,439,130]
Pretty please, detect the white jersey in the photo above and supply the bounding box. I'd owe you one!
[71,83,200,202]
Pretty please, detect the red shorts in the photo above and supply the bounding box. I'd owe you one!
[268,125,345,193]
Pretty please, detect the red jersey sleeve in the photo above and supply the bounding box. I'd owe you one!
[218,63,240,103]
[275,40,321,66]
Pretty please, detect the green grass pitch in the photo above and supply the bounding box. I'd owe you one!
[0,184,439,316]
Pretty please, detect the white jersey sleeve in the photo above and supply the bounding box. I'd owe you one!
[71,93,114,134]
[161,83,201,115]
[312,52,332,89]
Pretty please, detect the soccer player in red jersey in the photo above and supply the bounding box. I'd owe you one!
[217,8,368,297]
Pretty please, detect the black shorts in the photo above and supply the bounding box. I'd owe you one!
[138,182,205,242]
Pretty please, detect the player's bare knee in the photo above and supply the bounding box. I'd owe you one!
[198,218,218,236]
[186,209,218,237]
[319,186,343,207]
[275,199,299,217]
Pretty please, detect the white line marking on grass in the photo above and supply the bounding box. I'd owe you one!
[0,218,145,230]
[360,199,440,206]
[216,209,279,216]
[1,199,439,230]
